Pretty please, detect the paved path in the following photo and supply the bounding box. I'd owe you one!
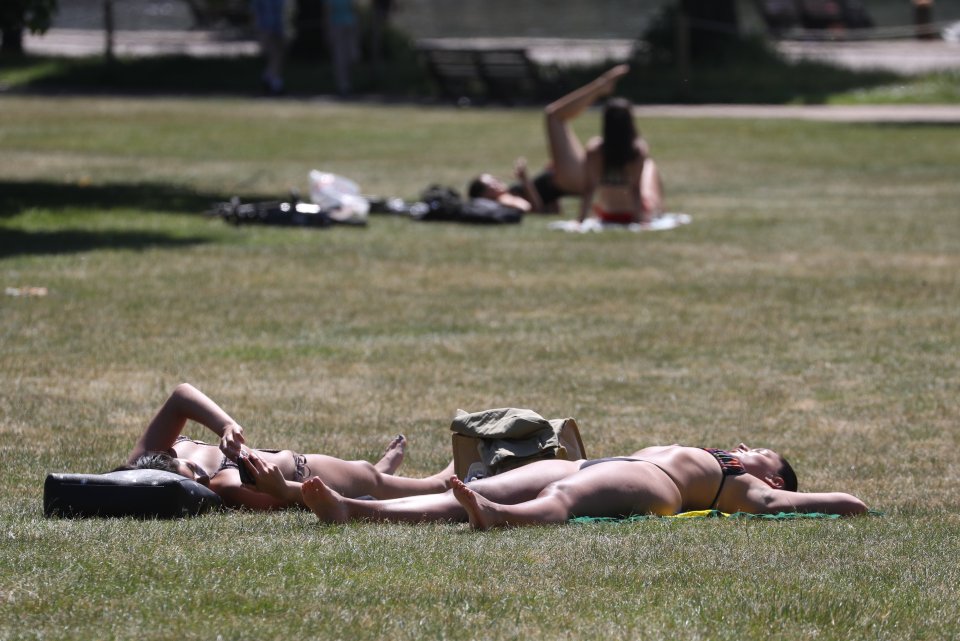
[25,30,637,65]
[24,28,258,58]
[778,39,960,74]
[633,104,960,123]
[25,29,960,73]
[416,37,637,67]
[422,36,960,74]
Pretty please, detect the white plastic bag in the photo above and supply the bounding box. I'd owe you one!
[308,170,370,224]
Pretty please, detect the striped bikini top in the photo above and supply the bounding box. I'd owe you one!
[702,448,747,509]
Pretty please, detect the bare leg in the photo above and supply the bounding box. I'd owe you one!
[374,434,406,474]
[299,431,460,500]
[302,458,583,523]
[303,453,454,500]
[544,64,630,194]
[262,33,284,92]
[424,459,456,482]
[451,461,683,530]
[451,476,569,529]
[303,479,465,523]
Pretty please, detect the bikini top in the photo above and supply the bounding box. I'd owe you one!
[174,435,288,478]
[702,448,747,509]
[173,435,232,479]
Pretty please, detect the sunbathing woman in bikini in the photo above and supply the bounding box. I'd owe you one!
[470,64,664,219]
[122,383,452,510]
[300,444,866,525]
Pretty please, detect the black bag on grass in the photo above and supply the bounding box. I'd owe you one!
[412,185,522,224]
[209,198,333,227]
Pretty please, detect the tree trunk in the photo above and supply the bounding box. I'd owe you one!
[1,27,25,55]
[103,0,115,64]
[289,0,328,60]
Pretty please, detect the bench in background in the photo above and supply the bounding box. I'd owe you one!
[418,46,564,104]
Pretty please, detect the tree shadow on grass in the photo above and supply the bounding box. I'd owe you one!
[0,179,227,218]
[2,55,264,96]
[1,54,431,99]
[864,121,960,129]
[0,179,232,258]
[0,228,211,259]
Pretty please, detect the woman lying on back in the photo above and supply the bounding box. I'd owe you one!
[447,444,867,529]
[120,383,451,510]
[300,443,867,526]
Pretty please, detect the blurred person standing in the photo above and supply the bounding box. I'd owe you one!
[326,0,359,95]
[913,0,936,39]
[370,0,393,69]
[251,0,286,94]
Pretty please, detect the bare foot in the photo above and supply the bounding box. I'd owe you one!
[448,476,507,530]
[600,64,630,93]
[301,476,349,524]
[374,434,405,475]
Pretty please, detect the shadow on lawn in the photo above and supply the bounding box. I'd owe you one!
[0,54,431,99]
[0,228,210,259]
[0,179,223,258]
[0,179,223,217]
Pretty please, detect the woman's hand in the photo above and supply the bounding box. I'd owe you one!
[219,422,246,461]
[514,157,529,180]
[241,452,291,501]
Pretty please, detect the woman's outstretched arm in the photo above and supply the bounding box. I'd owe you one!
[734,477,868,516]
[577,144,602,222]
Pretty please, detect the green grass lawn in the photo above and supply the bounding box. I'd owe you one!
[1,96,959,640]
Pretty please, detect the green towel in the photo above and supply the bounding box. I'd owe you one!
[570,509,882,523]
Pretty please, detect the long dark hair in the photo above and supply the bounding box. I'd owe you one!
[601,98,641,183]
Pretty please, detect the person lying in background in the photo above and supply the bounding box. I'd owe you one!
[467,157,539,213]
[300,443,866,526]
[119,383,452,510]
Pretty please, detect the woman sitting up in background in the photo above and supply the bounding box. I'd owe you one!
[468,64,664,220]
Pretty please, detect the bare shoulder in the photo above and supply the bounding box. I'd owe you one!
[636,137,650,157]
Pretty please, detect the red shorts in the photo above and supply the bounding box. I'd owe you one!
[593,205,638,224]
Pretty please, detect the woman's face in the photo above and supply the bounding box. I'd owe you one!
[173,458,210,486]
[732,444,784,487]
[480,174,506,197]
